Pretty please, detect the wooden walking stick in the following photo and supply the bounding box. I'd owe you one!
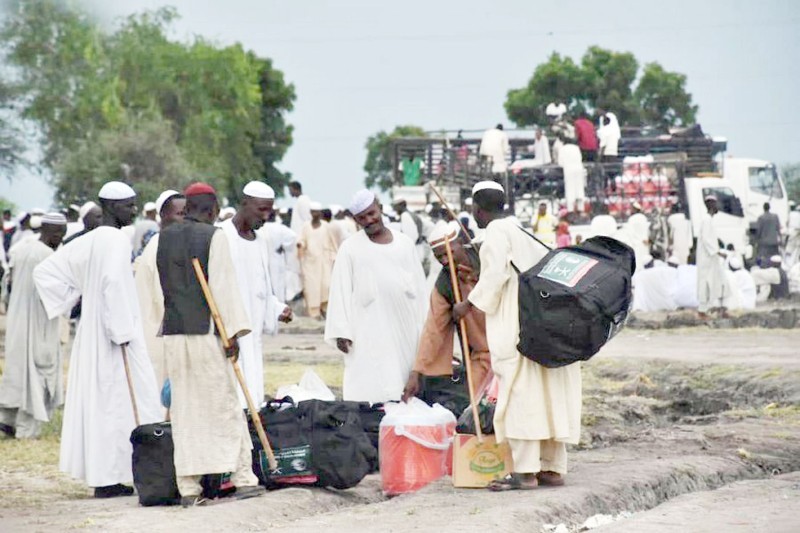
[121,344,141,427]
[191,258,278,471]
[443,235,483,443]
[427,183,475,246]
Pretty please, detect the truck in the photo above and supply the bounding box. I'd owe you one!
[388,125,788,258]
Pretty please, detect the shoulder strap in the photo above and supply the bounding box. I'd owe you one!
[510,225,552,276]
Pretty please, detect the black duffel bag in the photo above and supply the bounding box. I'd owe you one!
[131,422,180,506]
[515,234,635,367]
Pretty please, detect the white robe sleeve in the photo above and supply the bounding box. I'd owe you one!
[33,246,82,320]
[324,241,355,343]
[468,223,512,315]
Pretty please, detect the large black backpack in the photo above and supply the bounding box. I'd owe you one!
[131,422,181,506]
[515,234,635,367]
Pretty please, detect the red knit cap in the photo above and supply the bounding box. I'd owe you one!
[184,182,217,197]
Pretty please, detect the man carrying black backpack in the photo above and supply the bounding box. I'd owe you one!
[453,181,582,491]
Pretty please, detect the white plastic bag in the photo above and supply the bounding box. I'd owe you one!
[275,368,335,402]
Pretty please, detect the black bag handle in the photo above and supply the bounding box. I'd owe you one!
[510,225,552,275]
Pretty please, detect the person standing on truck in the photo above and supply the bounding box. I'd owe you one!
[755,202,782,263]
[697,195,728,319]
[573,113,599,162]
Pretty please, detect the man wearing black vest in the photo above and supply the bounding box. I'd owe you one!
[157,182,261,507]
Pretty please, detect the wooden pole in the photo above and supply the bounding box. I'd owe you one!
[443,237,483,443]
[121,344,140,427]
[427,183,474,246]
[191,258,278,471]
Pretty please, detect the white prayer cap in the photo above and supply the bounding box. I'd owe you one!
[79,201,98,220]
[98,181,136,200]
[69,203,81,212]
[29,215,42,230]
[472,180,504,195]
[155,190,181,215]
[31,207,45,215]
[391,196,407,205]
[464,197,473,206]
[16,211,29,222]
[704,194,718,202]
[242,180,275,199]
[770,255,782,264]
[729,256,743,270]
[330,204,343,215]
[349,189,376,215]
[143,201,157,213]
[309,201,323,211]
[429,221,461,250]
[41,212,67,226]
[631,201,642,211]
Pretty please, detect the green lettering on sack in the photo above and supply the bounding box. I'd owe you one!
[537,251,598,288]
[469,450,505,474]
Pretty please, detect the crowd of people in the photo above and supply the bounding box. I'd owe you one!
[0,176,582,506]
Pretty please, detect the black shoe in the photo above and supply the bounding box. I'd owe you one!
[0,423,15,438]
[94,484,135,498]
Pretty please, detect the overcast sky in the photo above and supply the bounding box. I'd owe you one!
[2,0,798,210]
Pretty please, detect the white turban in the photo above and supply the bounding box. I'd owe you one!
[79,201,98,220]
[41,212,67,226]
[329,204,343,216]
[98,181,136,200]
[349,189,375,215]
[472,180,504,195]
[155,190,181,215]
[309,201,323,211]
[29,215,42,230]
[429,221,461,250]
[243,181,275,199]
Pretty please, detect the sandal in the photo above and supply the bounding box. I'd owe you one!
[487,473,538,491]
[536,471,565,486]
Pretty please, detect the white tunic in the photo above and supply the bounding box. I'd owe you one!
[33,227,161,487]
[259,222,297,302]
[467,217,582,445]
[221,219,285,407]
[667,213,692,265]
[324,229,428,404]
[0,240,63,424]
[696,213,725,312]
[632,265,678,312]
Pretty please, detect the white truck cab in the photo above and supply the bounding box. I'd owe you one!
[684,177,749,255]
[719,157,789,229]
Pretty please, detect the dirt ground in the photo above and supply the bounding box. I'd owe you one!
[1,323,799,532]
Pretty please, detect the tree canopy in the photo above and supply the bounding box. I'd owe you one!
[1,1,295,205]
[505,46,698,129]
[363,125,427,191]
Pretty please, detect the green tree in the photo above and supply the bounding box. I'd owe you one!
[363,125,427,191]
[1,1,295,203]
[505,46,697,128]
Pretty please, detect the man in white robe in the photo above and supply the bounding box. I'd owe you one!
[454,181,581,490]
[325,190,428,404]
[696,196,727,318]
[667,208,692,265]
[479,124,510,174]
[287,180,311,301]
[532,128,552,166]
[157,182,261,506]
[298,202,338,319]
[33,182,162,498]
[557,143,585,210]
[259,213,297,302]
[632,262,678,312]
[0,214,67,438]
[724,256,757,310]
[221,181,292,407]
[133,190,185,388]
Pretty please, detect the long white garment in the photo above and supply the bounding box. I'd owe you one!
[696,213,725,312]
[667,213,692,265]
[324,229,428,404]
[675,264,699,308]
[0,240,63,433]
[467,217,582,445]
[163,231,255,477]
[133,234,166,386]
[33,227,161,487]
[259,222,297,302]
[723,269,757,310]
[533,134,552,165]
[558,143,585,209]
[590,215,618,238]
[632,265,678,312]
[479,128,510,173]
[221,219,285,407]
[290,194,312,235]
